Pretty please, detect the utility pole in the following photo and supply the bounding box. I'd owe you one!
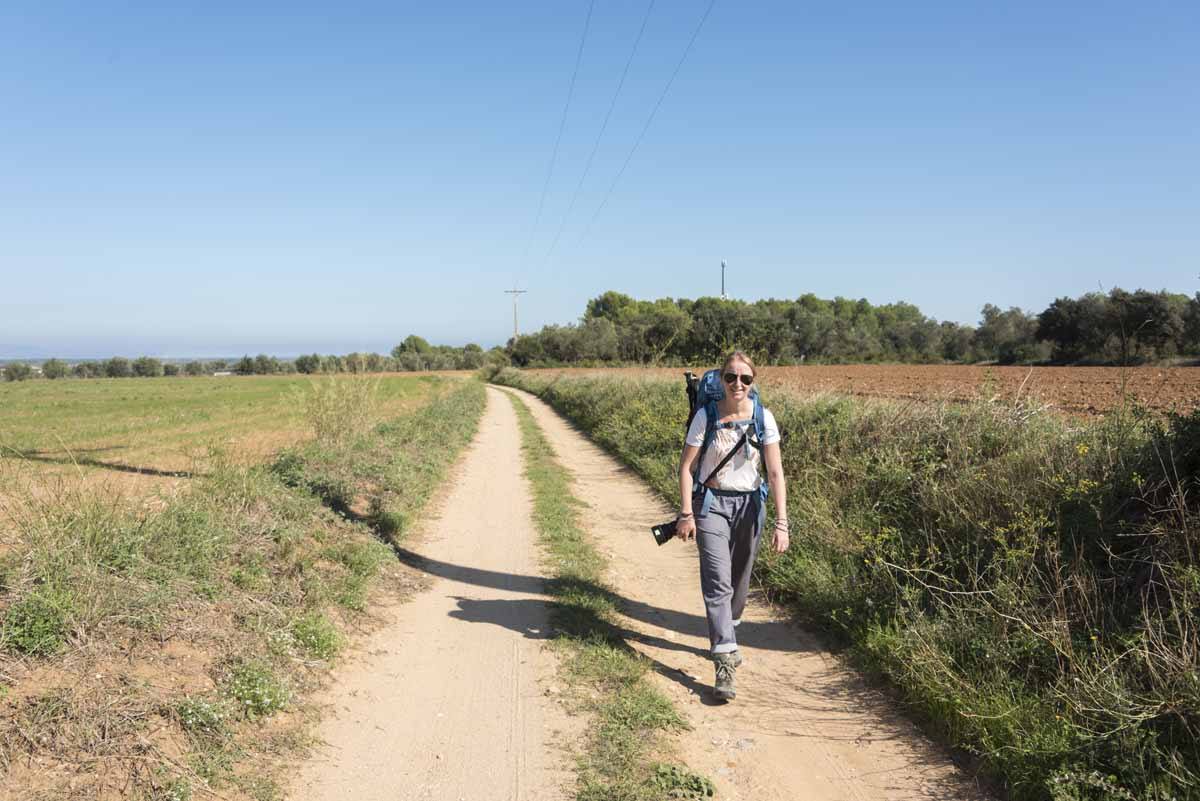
[721,260,728,300]
[504,288,527,341]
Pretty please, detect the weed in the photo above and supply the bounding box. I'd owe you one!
[231,554,269,591]
[332,573,369,611]
[325,539,389,578]
[2,584,73,655]
[144,777,192,801]
[175,696,229,739]
[650,764,716,798]
[232,773,283,801]
[301,374,380,447]
[189,740,239,785]
[290,612,341,659]
[225,661,289,720]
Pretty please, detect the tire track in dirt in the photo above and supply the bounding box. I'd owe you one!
[509,387,994,801]
[289,387,576,801]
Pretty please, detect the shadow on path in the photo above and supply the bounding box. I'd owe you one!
[393,545,818,658]
[447,594,727,705]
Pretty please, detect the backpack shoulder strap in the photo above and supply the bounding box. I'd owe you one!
[754,397,771,499]
[696,400,719,464]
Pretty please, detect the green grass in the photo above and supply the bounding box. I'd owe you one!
[492,366,1200,801]
[503,389,713,801]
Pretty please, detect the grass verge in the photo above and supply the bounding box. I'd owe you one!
[502,389,714,801]
[491,366,1200,801]
[0,377,486,800]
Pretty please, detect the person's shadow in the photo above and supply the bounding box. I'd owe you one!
[393,545,818,705]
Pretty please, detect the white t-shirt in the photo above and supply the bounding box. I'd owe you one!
[685,406,781,492]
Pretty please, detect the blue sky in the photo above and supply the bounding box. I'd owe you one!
[2,1,1197,357]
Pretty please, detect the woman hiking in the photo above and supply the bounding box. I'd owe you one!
[675,351,789,701]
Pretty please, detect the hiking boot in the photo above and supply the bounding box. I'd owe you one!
[713,651,741,701]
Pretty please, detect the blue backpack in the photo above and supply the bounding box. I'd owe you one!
[684,369,769,516]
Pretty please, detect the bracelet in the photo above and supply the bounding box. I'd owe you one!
[678,512,694,519]
[773,519,789,528]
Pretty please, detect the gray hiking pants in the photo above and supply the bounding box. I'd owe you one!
[695,488,764,655]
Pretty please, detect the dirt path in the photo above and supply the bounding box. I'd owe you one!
[289,387,574,801]
[510,387,993,801]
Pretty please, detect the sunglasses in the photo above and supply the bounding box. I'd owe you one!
[723,372,754,387]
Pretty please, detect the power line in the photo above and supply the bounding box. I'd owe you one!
[540,0,657,269]
[576,0,717,247]
[518,0,596,281]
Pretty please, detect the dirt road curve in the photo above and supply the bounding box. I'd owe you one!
[290,387,574,801]
[513,387,991,801]
[291,386,990,801]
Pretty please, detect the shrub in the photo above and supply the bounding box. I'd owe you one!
[41,358,68,379]
[3,362,33,381]
[132,356,164,377]
[301,375,380,446]
[103,356,132,378]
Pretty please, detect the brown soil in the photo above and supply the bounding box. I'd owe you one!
[529,364,1200,416]
[510,386,993,800]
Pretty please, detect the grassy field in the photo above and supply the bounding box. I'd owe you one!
[0,375,434,496]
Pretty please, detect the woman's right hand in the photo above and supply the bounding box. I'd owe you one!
[676,516,696,541]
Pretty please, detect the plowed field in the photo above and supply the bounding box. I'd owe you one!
[528,365,1200,416]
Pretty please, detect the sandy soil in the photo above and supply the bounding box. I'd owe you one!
[510,387,994,801]
[288,387,576,801]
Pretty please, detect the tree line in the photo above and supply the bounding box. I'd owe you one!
[5,286,1196,381]
[506,287,1200,367]
[0,336,507,382]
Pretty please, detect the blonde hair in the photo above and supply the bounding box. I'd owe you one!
[721,350,756,377]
